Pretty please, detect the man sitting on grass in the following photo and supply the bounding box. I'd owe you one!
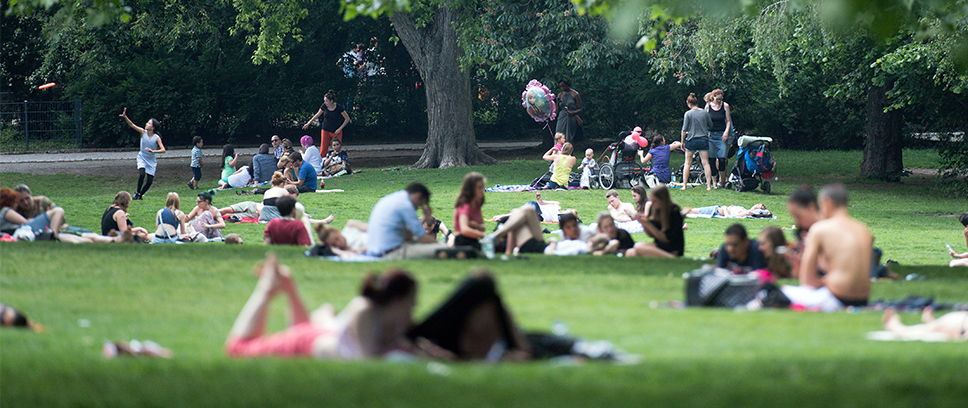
[715,224,765,273]
[263,195,311,247]
[365,182,445,259]
[781,184,872,311]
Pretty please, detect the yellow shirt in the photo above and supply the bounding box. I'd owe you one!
[552,155,573,186]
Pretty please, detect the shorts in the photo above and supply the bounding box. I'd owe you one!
[25,213,51,233]
[518,238,547,254]
[707,133,727,158]
[226,322,332,357]
[229,202,260,219]
[192,166,202,181]
[453,234,482,251]
[152,236,179,244]
[685,137,709,152]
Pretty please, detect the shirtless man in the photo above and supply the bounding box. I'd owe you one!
[781,184,872,311]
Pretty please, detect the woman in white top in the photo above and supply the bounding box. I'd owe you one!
[299,135,323,175]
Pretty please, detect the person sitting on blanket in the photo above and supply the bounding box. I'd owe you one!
[780,184,872,311]
[482,203,548,258]
[544,213,592,255]
[148,192,189,243]
[682,203,771,218]
[309,220,369,257]
[605,190,643,233]
[263,195,312,247]
[714,224,766,273]
[218,165,253,190]
[625,185,685,258]
[881,306,968,341]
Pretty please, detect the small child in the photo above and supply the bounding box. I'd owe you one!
[578,148,597,188]
[188,136,203,190]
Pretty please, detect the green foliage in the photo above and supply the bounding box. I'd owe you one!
[937,135,968,197]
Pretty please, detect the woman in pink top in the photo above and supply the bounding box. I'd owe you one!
[453,172,487,251]
[226,253,417,359]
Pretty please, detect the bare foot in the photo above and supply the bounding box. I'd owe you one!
[321,214,335,224]
[882,307,901,330]
[921,306,935,323]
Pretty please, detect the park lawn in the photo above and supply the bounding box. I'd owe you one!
[2,148,967,407]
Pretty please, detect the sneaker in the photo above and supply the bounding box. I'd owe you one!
[132,193,142,200]
[187,182,194,190]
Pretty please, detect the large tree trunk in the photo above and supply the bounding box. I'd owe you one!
[860,84,903,180]
[390,7,496,169]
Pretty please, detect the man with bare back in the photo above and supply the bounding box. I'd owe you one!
[781,184,872,311]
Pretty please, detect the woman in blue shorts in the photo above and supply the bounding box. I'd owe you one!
[679,93,713,190]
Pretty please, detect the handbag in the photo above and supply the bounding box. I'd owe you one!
[575,115,584,127]
[684,265,759,308]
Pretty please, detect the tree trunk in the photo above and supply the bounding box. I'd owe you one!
[860,84,903,180]
[390,7,496,169]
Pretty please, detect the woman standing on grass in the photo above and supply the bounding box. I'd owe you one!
[303,90,351,158]
[705,89,733,189]
[119,108,165,200]
[555,77,582,144]
[680,93,713,190]
[453,172,487,251]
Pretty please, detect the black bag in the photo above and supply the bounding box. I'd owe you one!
[530,172,552,189]
[684,266,759,308]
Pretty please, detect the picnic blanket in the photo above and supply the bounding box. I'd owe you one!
[685,206,776,219]
[486,184,536,192]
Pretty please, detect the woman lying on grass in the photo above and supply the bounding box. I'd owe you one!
[227,254,530,360]
[882,307,968,341]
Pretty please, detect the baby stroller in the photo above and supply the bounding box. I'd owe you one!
[726,136,776,193]
[597,133,647,189]
[672,151,708,186]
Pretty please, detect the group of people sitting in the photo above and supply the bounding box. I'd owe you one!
[213,135,351,192]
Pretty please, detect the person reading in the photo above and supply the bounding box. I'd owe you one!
[781,184,872,311]
[365,182,445,259]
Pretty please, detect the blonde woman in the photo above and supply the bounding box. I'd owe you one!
[150,192,188,243]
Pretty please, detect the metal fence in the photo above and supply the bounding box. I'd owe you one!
[0,100,83,152]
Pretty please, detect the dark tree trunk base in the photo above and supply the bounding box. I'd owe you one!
[861,84,904,180]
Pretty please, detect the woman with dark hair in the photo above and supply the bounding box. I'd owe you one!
[185,191,225,242]
[101,191,149,241]
[1,304,44,332]
[220,144,239,183]
[453,172,487,251]
[303,89,352,157]
[758,225,791,278]
[119,108,166,200]
[705,89,733,188]
[252,143,278,185]
[226,253,418,359]
[679,93,713,190]
[626,185,684,258]
[555,77,583,144]
[638,134,681,185]
[630,185,649,215]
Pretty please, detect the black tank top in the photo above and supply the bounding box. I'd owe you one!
[101,206,132,235]
[708,104,727,132]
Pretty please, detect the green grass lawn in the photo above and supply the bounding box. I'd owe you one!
[2,148,966,407]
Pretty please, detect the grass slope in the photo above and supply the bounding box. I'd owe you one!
[2,148,966,407]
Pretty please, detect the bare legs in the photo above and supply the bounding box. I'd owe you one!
[491,206,543,255]
[882,307,968,340]
[682,150,713,190]
[228,254,309,341]
[625,241,676,258]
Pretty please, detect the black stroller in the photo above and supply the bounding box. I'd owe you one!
[726,136,776,193]
[598,133,648,189]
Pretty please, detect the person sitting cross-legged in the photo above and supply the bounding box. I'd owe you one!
[264,195,311,247]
